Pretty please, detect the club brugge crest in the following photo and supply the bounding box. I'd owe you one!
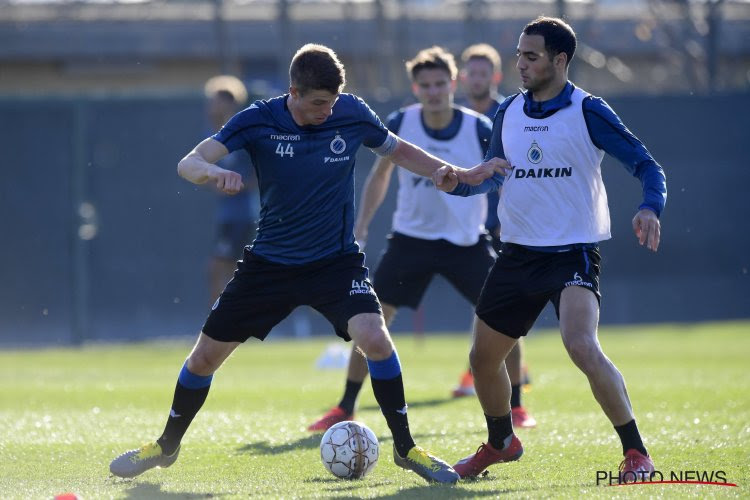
[330,134,346,155]
[527,140,543,164]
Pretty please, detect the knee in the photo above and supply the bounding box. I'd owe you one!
[469,346,496,374]
[356,328,393,360]
[564,336,600,371]
[186,349,220,375]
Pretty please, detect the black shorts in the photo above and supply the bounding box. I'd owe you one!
[213,221,256,260]
[203,250,382,342]
[476,243,601,339]
[373,232,496,308]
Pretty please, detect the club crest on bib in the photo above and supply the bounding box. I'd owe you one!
[527,140,543,164]
[330,134,347,155]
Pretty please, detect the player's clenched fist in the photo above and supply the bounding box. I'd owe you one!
[433,165,459,192]
[212,169,244,195]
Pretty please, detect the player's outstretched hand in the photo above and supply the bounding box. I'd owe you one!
[212,169,244,195]
[458,158,512,186]
[632,208,660,252]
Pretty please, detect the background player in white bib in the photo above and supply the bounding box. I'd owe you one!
[435,17,666,480]
[457,44,535,428]
[307,46,534,431]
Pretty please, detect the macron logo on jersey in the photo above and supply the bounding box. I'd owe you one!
[270,134,300,141]
[524,125,549,132]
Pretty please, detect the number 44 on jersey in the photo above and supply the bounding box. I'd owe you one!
[276,142,295,157]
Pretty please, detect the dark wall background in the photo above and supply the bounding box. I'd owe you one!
[1,92,748,345]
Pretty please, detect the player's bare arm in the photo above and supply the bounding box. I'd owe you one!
[177,137,245,195]
[354,156,396,248]
[632,208,661,252]
[384,134,459,178]
[433,157,511,192]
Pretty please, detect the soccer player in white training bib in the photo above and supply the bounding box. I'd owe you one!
[457,43,536,428]
[109,43,502,485]
[434,17,666,481]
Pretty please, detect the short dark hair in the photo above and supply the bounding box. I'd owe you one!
[405,46,458,81]
[289,43,346,95]
[523,17,577,67]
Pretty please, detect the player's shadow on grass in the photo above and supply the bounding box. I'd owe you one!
[306,477,482,498]
[236,433,321,455]
[236,431,437,455]
[359,397,463,412]
[122,482,213,499]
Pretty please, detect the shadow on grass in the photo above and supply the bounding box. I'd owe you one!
[305,478,502,499]
[122,482,214,499]
[359,397,462,412]
[236,433,321,455]
[235,431,440,455]
[307,475,593,499]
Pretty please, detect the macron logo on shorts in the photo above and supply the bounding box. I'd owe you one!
[349,279,375,296]
[565,272,593,288]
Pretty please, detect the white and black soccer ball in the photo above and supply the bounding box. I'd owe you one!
[319,420,379,479]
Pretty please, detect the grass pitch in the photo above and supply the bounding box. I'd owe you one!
[0,321,748,499]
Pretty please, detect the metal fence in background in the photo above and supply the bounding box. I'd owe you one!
[1,91,749,345]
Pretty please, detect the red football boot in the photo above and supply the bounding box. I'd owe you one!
[306,406,352,432]
[453,435,524,478]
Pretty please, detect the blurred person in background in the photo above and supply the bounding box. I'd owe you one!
[203,75,259,303]
[458,43,535,428]
[306,46,536,432]
[109,43,507,484]
[435,17,665,480]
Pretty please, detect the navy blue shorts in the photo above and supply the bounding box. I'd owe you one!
[203,250,382,342]
[373,232,496,308]
[476,243,601,339]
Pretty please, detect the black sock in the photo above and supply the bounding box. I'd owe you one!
[614,419,648,456]
[370,374,415,457]
[156,381,211,455]
[485,412,513,450]
[337,379,363,415]
[510,384,522,408]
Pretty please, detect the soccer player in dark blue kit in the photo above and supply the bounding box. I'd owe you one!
[434,17,666,481]
[109,43,498,484]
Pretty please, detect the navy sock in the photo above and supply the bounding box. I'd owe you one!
[368,351,415,457]
[157,362,213,455]
[614,419,648,456]
[485,412,513,450]
[337,379,363,415]
[510,384,522,408]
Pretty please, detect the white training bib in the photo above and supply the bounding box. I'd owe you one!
[499,88,610,246]
[392,104,488,246]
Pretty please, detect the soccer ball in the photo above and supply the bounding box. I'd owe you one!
[319,420,379,479]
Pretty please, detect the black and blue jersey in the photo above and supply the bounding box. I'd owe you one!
[214,93,389,264]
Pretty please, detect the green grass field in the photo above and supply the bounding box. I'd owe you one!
[1,321,748,499]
